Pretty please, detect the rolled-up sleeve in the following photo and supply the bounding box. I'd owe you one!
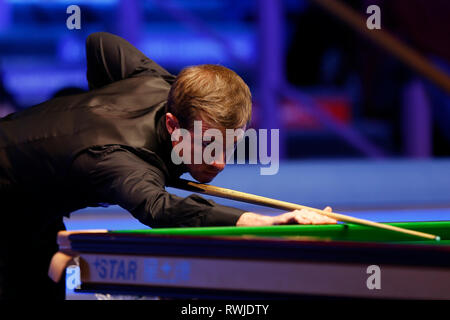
[71,146,245,227]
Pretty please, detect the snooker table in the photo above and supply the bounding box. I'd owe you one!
[53,221,450,299]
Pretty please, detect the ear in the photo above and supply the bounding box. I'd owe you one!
[165,113,180,135]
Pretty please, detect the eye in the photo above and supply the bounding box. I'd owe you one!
[202,135,217,148]
[202,141,211,148]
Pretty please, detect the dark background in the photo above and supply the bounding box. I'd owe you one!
[1,0,449,159]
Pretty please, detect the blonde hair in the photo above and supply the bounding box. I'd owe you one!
[167,64,252,129]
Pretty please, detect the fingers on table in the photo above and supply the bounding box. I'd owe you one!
[294,209,337,225]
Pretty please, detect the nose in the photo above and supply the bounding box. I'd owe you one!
[210,160,225,172]
[210,151,226,172]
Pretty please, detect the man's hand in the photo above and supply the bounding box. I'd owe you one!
[236,207,337,226]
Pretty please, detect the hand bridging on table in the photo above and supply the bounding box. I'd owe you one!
[236,206,337,226]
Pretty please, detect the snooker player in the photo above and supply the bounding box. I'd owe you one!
[0,32,335,300]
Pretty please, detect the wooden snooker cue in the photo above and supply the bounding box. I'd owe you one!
[169,179,440,241]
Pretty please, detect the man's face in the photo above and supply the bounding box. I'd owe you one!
[186,120,226,183]
[166,113,244,183]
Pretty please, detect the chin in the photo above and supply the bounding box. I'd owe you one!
[191,172,217,183]
[195,175,215,183]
